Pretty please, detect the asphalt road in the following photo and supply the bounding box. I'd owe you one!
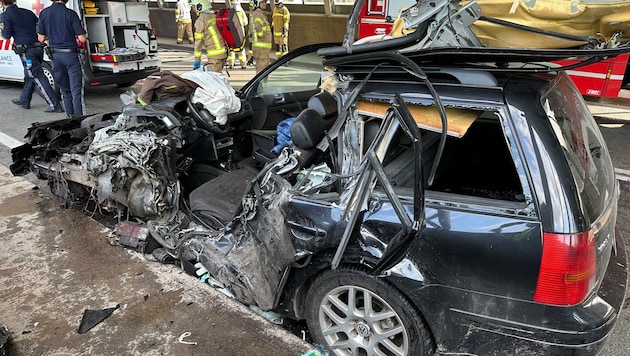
[0,50,629,355]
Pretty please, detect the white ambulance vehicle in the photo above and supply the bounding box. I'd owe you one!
[0,0,161,90]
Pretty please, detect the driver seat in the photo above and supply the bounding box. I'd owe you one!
[188,92,338,229]
[251,91,338,165]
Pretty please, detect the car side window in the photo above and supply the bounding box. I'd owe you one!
[380,108,525,202]
[256,52,324,95]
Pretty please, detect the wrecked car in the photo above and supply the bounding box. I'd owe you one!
[10,0,629,355]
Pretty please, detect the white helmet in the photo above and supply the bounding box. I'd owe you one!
[191,0,212,12]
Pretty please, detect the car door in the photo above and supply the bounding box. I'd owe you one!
[239,43,337,131]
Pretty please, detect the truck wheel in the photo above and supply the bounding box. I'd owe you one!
[116,81,138,88]
[305,267,435,356]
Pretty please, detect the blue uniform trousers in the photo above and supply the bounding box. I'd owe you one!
[52,51,85,117]
[20,46,61,110]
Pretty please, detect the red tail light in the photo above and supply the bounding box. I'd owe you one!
[534,230,596,306]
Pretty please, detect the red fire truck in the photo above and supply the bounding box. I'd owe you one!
[357,0,630,99]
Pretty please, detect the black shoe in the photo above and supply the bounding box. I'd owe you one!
[11,99,30,109]
[177,40,183,44]
[189,40,194,44]
[44,106,64,113]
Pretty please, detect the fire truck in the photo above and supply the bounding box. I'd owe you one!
[0,0,161,90]
[357,0,630,99]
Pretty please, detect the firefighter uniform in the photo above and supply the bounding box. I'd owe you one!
[175,0,193,44]
[37,0,86,118]
[1,1,62,112]
[227,3,248,69]
[272,0,290,58]
[192,0,227,73]
[252,0,272,74]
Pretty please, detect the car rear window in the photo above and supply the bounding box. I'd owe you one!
[540,74,616,221]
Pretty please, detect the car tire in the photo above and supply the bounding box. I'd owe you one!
[305,267,435,356]
[40,61,60,99]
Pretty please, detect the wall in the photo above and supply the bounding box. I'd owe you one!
[149,8,349,49]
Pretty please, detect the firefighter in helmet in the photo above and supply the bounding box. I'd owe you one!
[227,1,248,69]
[191,0,227,73]
[251,0,272,74]
[272,0,289,58]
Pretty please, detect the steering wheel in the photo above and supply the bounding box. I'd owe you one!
[186,94,232,135]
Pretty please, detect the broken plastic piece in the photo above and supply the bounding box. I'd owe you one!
[0,326,11,356]
[77,304,120,334]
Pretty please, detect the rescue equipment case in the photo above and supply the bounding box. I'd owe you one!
[215,8,245,50]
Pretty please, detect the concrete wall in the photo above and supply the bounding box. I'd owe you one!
[150,9,349,49]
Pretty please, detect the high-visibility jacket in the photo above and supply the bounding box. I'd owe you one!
[272,5,290,45]
[175,0,192,23]
[252,7,271,49]
[194,11,227,61]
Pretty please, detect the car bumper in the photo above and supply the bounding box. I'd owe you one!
[408,228,628,355]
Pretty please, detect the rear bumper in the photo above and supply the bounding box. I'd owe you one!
[413,228,628,355]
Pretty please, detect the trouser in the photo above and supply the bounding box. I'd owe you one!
[252,47,271,74]
[177,21,193,43]
[52,51,85,117]
[274,42,288,58]
[228,48,248,68]
[20,47,60,109]
[206,56,227,73]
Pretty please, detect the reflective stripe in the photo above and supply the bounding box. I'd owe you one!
[208,24,225,53]
[194,32,204,40]
[253,42,272,49]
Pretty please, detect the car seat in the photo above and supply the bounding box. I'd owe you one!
[251,91,338,165]
[188,92,338,229]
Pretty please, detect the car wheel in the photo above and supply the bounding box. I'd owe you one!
[305,267,434,356]
[40,62,60,99]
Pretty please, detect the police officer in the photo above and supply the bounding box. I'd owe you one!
[37,0,86,117]
[191,0,227,73]
[252,0,271,74]
[1,0,62,113]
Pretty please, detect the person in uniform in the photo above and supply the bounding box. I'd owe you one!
[1,0,62,113]
[191,0,227,73]
[226,1,248,69]
[252,0,271,74]
[37,0,86,118]
[272,0,289,58]
[175,0,194,44]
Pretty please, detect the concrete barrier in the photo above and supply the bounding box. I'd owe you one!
[150,8,348,50]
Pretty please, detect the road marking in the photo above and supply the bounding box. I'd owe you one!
[615,168,630,183]
[0,131,23,149]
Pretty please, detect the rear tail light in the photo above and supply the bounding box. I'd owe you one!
[533,230,596,306]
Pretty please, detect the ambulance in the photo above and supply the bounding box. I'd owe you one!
[0,0,161,90]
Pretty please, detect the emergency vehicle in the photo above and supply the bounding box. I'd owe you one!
[357,0,630,99]
[0,0,160,90]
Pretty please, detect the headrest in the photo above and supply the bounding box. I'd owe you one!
[307,91,337,119]
[290,108,326,150]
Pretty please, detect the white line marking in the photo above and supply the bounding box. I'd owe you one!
[0,131,23,149]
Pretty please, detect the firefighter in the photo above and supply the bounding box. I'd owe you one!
[175,0,194,44]
[251,0,271,74]
[227,1,248,69]
[191,0,227,73]
[272,0,289,58]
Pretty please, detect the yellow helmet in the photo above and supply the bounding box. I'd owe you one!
[191,0,212,12]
